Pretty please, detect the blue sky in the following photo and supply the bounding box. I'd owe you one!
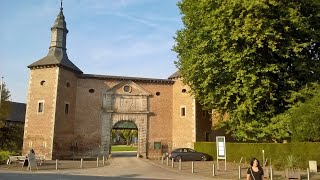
[0,0,183,103]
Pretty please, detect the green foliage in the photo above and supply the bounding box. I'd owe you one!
[0,83,24,153]
[194,142,320,169]
[272,83,320,142]
[0,124,24,153]
[119,129,138,145]
[0,150,15,164]
[285,155,300,169]
[174,0,320,141]
[0,83,11,128]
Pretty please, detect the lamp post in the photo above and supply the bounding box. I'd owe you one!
[0,77,3,108]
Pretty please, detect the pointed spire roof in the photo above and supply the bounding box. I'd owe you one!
[28,1,82,74]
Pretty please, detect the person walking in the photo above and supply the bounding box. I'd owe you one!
[247,158,264,180]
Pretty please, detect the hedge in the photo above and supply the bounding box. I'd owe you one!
[194,142,320,169]
[0,150,15,164]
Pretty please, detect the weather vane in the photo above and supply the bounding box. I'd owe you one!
[60,0,63,10]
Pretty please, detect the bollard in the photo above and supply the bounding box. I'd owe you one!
[161,156,164,164]
[171,158,174,168]
[166,157,169,166]
[179,158,182,170]
[270,166,273,180]
[97,157,99,167]
[80,158,83,168]
[103,156,105,166]
[262,150,265,169]
[192,161,194,173]
[238,166,241,179]
[307,168,310,180]
[55,159,58,170]
[212,163,215,176]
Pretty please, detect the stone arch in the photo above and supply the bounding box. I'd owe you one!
[113,120,138,129]
[100,81,150,158]
[101,113,148,157]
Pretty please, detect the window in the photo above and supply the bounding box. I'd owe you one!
[205,132,211,142]
[65,103,69,114]
[43,141,47,148]
[202,110,207,118]
[156,92,160,96]
[123,85,131,93]
[182,89,187,93]
[29,141,33,148]
[40,80,45,86]
[66,82,70,87]
[180,106,186,117]
[38,101,44,113]
[89,89,95,93]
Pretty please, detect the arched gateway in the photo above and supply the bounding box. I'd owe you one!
[101,81,150,157]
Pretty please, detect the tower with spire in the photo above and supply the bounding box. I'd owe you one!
[23,1,82,159]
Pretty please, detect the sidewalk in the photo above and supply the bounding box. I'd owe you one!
[1,159,110,172]
[147,158,320,180]
[1,158,319,180]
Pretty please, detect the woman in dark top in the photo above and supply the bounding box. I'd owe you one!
[247,158,264,180]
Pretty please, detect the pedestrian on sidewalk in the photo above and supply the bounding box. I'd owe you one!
[247,157,264,180]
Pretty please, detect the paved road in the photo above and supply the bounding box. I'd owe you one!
[0,152,213,180]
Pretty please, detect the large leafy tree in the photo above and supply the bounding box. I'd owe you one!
[174,0,320,141]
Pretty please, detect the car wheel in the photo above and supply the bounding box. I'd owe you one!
[201,155,207,161]
[175,156,182,162]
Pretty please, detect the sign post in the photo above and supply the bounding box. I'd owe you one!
[216,136,226,170]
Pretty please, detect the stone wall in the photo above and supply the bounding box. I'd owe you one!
[52,68,79,159]
[171,77,196,149]
[23,67,59,159]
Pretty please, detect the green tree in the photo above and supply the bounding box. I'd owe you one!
[272,83,320,142]
[120,129,138,146]
[0,83,11,128]
[0,83,23,153]
[173,0,320,141]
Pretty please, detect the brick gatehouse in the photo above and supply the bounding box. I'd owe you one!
[22,4,213,160]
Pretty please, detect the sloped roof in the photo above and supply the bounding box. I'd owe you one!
[79,74,174,84]
[28,51,82,73]
[168,71,180,79]
[6,101,26,123]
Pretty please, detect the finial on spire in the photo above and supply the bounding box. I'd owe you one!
[60,0,63,11]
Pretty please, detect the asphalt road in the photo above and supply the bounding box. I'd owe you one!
[0,151,213,180]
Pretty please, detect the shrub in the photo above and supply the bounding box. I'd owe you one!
[0,150,14,164]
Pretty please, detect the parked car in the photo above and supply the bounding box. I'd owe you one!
[167,148,211,161]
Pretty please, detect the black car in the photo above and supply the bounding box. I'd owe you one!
[168,148,211,161]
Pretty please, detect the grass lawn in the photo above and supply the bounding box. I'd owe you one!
[111,145,137,151]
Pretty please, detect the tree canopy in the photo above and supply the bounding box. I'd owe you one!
[173,0,320,141]
[0,82,11,128]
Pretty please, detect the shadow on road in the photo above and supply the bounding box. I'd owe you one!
[111,151,137,158]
